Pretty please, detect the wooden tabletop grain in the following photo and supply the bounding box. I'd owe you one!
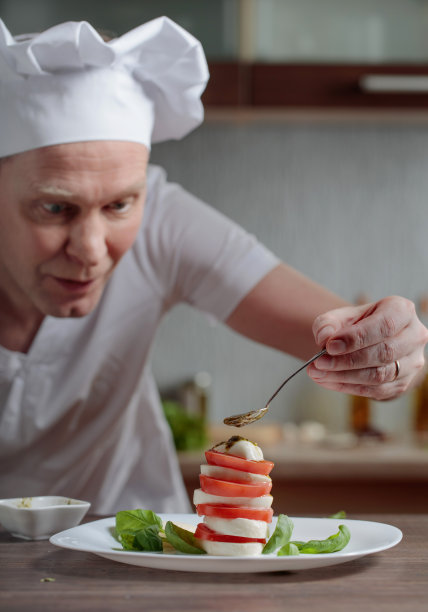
[1,514,427,612]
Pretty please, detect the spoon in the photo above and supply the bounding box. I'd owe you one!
[223,348,327,427]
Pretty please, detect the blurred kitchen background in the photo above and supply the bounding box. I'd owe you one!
[3,0,428,511]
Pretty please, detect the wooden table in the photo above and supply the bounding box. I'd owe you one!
[1,514,427,612]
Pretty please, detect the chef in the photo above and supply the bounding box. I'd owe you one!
[0,17,426,514]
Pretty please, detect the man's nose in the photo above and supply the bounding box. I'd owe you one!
[65,215,108,267]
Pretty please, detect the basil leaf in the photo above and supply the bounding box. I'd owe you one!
[115,509,163,536]
[278,542,300,556]
[262,514,294,555]
[115,509,164,552]
[135,525,163,552]
[293,524,351,554]
[329,511,347,519]
[164,521,206,555]
[117,530,143,551]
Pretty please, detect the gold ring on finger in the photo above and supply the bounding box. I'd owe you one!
[392,360,400,381]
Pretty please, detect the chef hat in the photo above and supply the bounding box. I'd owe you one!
[0,17,209,157]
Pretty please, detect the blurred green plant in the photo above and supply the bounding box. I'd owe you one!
[162,400,208,451]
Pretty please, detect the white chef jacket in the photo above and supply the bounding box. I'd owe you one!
[0,165,279,514]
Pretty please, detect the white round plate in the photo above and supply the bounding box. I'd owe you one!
[49,513,402,573]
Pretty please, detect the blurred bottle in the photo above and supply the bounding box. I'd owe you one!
[414,373,428,433]
[414,295,428,438]
[350,394,371,435]
[180,371,212,421]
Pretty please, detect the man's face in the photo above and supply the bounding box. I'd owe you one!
[0,140,148,319]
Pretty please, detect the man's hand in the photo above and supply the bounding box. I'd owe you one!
[308,296,428,400]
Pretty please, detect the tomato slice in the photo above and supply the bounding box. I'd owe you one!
[196,504,273,522]
[205,450,274,475]
[199,475,272,498]
[194,523,266,544]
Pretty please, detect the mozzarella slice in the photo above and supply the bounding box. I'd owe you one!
[204,516,269,539]
[213,438,263,460]
[193,488,273,508]
[200,464,270,483]
[198,540,264,556]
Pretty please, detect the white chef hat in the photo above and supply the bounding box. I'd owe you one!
[0,17,209,157]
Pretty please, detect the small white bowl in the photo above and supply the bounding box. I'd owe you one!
[0,496,90,540]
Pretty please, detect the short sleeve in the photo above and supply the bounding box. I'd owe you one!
[135,165,280,321]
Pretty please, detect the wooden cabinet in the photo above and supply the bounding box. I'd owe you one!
[204,62,428,109]
[202,0,428,110]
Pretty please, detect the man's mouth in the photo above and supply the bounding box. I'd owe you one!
[51,276,97,292]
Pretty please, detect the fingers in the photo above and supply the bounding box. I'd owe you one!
[308,352,420,401]
[308,359,398,386]
[313,303,373,348]
[310,295,428,401]
[311,321,418,372]
[313,296,414,354]
[306,375,413,401]
[307,351,419,396]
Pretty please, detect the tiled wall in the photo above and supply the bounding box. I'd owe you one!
[150,120,428,434]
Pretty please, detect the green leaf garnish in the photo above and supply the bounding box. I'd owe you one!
[277,542,300,556]
[114,509,205,555]
[329,510,347,519]
[164,521,206,555]
[115,509,164,552]
[135,525,163,552]
[262,514,294,554]
[116,509,163,535]
[117,530,142,551]
[291,524,351,554]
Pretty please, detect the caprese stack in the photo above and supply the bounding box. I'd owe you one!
[193,436,274,556]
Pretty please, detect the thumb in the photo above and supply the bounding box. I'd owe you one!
[313,303,374,348]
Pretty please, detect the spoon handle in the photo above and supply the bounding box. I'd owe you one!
[264,348,327,409]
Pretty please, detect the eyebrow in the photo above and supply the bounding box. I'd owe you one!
[34,184,76,199]
[32,179,146,200]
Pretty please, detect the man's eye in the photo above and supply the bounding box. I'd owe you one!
[42,203,66,215]
[109,201,131,212]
